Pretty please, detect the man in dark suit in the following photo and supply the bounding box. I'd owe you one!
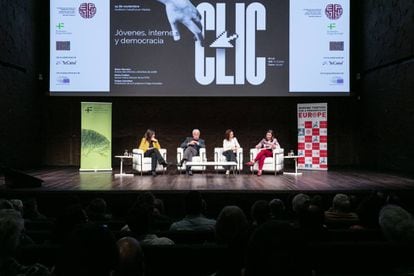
[179,129,205,175]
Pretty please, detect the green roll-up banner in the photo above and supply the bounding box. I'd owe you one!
[80,102,112,171]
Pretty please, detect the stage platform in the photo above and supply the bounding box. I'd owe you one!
[1,167,414,193]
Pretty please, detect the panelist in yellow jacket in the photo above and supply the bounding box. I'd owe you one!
[138,129,168,176]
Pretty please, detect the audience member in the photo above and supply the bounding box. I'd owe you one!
[154,198,165,215]
[122,192,172,232]
[170,191,216,231]
[250,200,270,227]
[310,194,323,209]
[379,204,414,243]
[121,193,156,232]
[127,202,174,245]
[291,193,311,227]
[292,193,311,215]
[153,198,173,231]
[115,237,145,276]
[386,192,405,207]
[245,220,308,276]
[215,206,249,276]
[0,198,13,210]
[269,198,286,220]
[10,199,24,215]
[0,209,51,276]
[324,194,359,229]
[86,198,112,221]
[216,206,249,245]
[354,192,385,229]
[23,198,47,220]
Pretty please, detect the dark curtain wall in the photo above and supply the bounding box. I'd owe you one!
[359,0,414,172]
[0,1,42,168]
[43,97,360,168]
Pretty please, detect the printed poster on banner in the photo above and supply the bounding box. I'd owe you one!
[80,102,112,171]
[297,103,328,170]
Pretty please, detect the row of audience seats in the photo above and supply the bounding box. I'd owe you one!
[16,241,414,276]
[24,224,387,244]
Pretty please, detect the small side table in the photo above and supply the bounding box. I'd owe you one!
[283,155,302,175]
[114,155,134,177]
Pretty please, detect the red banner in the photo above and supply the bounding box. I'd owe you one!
[297,103,328,170]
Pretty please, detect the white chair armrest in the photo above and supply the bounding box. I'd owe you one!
[250,148,258,160]
[132,148,144,154]
[199,148,207,161]
[132,149,144,165]
[177,148,184,163]
[160,148,167,160]
[214,147,222,162]
[273,148,284,154]
[273,148,284,171]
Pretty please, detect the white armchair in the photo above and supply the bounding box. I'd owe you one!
[177,148,207,171]
[132,148,167,175]
[214,148,243,171]
[249,148,284,175]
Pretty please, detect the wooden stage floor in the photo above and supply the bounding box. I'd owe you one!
[1,167,414,193]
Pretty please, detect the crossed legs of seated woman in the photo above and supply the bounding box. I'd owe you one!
[246,130,280,176]
[246,149,273,176]
[144,148,167,176]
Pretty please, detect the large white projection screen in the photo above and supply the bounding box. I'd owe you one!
[50,0,350,96]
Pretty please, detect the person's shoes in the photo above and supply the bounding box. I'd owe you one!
[151,171,157,177]
[187,170,193,176]
[179,158,187,167]
[161,161,168,168]
[225,170,230,175]
[257,170,262,176]
[245,161,255,166]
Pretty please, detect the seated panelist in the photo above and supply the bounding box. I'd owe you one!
[138,129,168,177]
[222,129,241,175]
[246,130,280,176]
[179,129,206,176]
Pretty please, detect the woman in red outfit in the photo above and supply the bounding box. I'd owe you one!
[246,130,280,176]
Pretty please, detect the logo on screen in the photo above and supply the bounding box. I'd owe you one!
[325,4,343,20]
[195,3,266,85]
[56,23,64,30]
[56,59,77,65]
[57,76,70,84]
[57,7,76,17]
[330,76,344,85]
[327,23,336,30]
[323,60,344,66]
[56,41,70,51]
[79,3,96,19]
[330,41,344,51]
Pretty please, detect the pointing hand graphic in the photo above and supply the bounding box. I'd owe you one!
[157,0,204,45]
